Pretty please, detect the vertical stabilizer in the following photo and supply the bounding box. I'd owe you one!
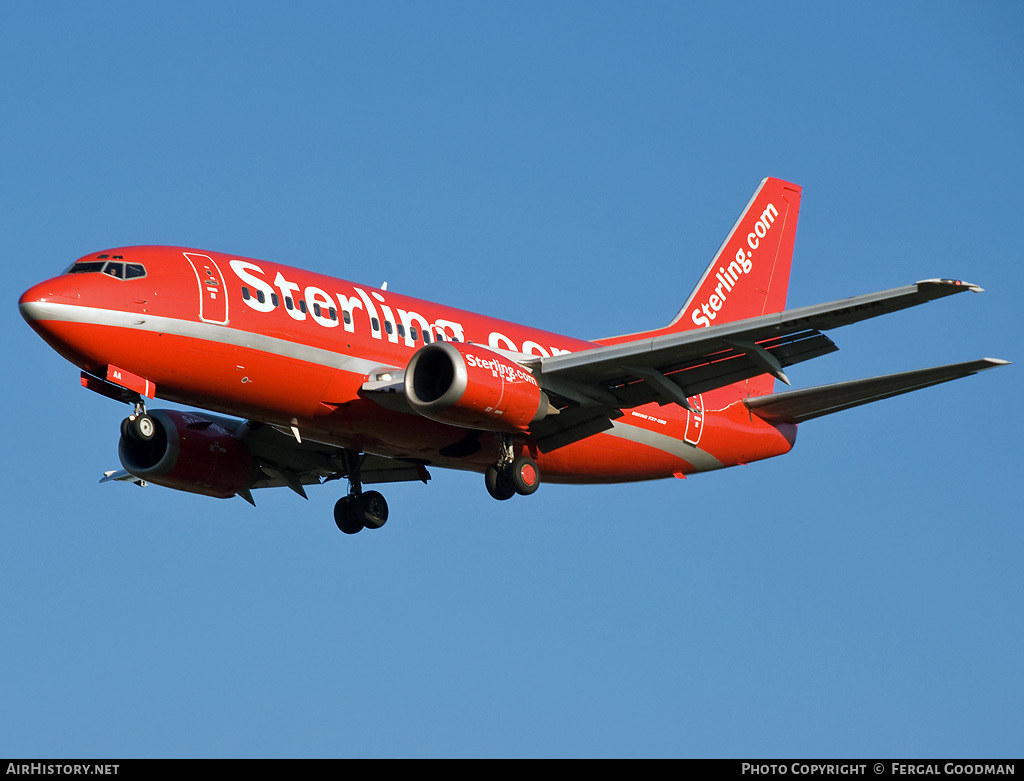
[672,177,802,332]
[598,177,803,398]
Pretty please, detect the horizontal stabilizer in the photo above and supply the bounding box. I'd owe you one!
[100,469,147,487]
[745,358,1008,424]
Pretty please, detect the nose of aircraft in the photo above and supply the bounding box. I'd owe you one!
[18,272,104,373]
[19,277,78,325]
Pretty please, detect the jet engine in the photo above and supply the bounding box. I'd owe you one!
[118,409,255,498]
[404,342,551,432]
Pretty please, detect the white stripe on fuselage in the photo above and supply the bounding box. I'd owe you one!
[20,300,385,375]
[604,419,723,471]
[22,300,724,471]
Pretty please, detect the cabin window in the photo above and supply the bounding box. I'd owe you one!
[410,326,418,342]
[285,297,294,310]
[423,331,431,344]
[329,307,337,321]
[313,303,322,317]
[343,310,352,325]
[371,317,380,332]
[384,320,393,335]
[299,300,308,314]
[271,293,279,307]
[397,323,405,338]
[256,290,266,304]
[241,287,251,300]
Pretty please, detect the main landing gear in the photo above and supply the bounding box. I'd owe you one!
[334,452,389,535]
[334,491,388,534]
[484,435,540,501]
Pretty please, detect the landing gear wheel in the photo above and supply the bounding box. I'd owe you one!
[510,456,540,496]
[357,491,389,529]
[333,451,393,535]
[334,497,363,534]
[134,414,157,441]
[485,464,516,501]
[122,414,156,442]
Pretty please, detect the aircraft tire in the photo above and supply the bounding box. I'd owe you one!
[510,456,540,496]
[334,497,363,534]
[358,491,389,529]
[133,414,157,442]
[485,464,515,501]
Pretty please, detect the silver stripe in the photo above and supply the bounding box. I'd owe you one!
[605,418,723,471]
[20,301,388,376]
[23,300,724,468]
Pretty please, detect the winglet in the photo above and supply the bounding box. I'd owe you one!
[916,278,984,294]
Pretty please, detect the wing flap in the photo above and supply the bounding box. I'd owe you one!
[527,331,834,450]
[744,358,1008,424]
[243,425,432,487]
[602,331,838,408]
[528,406,622,453]
[358,454,431,484]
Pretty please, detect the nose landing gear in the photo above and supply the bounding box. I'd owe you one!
[120,401,156,442]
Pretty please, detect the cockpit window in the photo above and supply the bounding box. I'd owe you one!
[67,261,106,274]
[66,259,147,280]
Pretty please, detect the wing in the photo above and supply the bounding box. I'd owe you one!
[241,422,430,497]
[528,279,985,450]
[102,416,430,504]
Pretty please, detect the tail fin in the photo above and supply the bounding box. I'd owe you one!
[673,176,802,331]
[602,177,802,345]
[599,177,803,398]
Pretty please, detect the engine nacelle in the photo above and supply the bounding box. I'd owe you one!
[404,342,549,432]
[118,409,255,498]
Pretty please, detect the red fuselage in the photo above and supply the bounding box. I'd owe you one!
[20,246,796,484]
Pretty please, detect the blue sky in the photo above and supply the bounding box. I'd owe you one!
[2,1,1020,758]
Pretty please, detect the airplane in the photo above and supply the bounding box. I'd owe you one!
[19,177,1007,534]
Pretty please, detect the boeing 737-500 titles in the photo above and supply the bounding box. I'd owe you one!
[19,178,1007,534]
